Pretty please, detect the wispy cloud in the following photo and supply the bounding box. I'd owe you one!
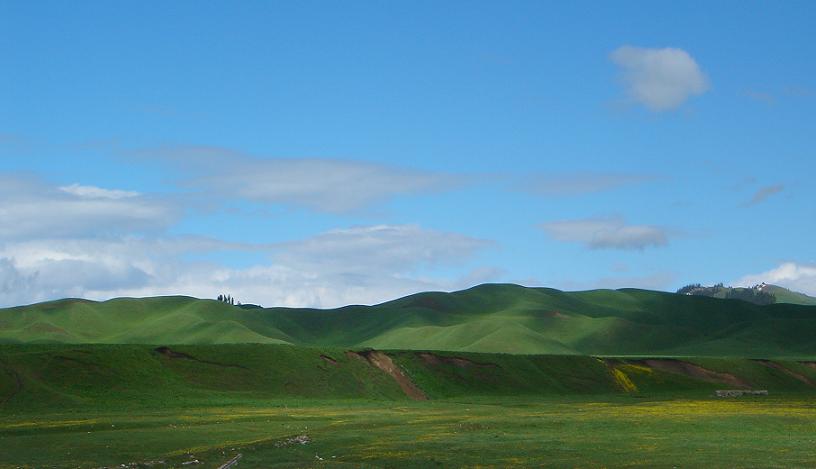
[137,145,462,213]
[745,184,784,206]
[541,217,669,250]
[610,46,709,111]
[59,184,141,200]
[275,224,491,274]
[0,175,177,239]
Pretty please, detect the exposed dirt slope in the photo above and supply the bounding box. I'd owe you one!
[637,359,751,388]
[755,360,816,386]
[349,350,427,400]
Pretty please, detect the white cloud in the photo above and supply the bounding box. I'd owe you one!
[0,176,176,239]
[0,173,497,308]
[0,225,494,308]
[140,146,459,213]
[59,184,140,199]
[0,258,40,306]
[541,217,669,250]
[610,46,709,111]
[735,262,816,296]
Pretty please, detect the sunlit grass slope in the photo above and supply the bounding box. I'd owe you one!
[2,284,816,356]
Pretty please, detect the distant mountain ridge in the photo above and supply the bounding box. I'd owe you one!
[677,283,816,306]
[3,284,816,357]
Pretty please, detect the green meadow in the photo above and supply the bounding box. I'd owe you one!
[5,397,816,469]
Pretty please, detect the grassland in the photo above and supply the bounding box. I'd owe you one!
[6,397,816,468]
[3,344,816,467]
[4,284,816,356]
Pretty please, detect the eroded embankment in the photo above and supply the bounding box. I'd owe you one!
[754,360,816,387]
[4,344,816,410]
[347,350,428,400]
[604,358,752,392]
[639,359,750,387]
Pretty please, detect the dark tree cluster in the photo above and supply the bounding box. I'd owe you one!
[217,294,236,305]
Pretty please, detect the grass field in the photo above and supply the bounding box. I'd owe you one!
[5,396,816,468]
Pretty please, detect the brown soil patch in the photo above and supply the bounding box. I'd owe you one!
[348,350,427,400]
[320,354,338,366]
[153,346,248,369]
[754,360,816,386]
[636,359,751,388]
[545,310,567,319]
[417,352,497,369]
[799,361,816,371]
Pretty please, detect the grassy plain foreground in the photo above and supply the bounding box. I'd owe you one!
[4,397,816,468]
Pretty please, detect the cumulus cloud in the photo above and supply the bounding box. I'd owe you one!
[0,175,176,239]
[138,146,459,213]
[610,46,709,111]
[735,262,816,296]
[541,217,669,250]
[745,184,784,206]
[0,225,494,308]
[524,172,654,196]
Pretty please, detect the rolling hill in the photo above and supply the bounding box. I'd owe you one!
[2,284,816,357]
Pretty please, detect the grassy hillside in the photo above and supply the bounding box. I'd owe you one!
[3,344,816,413]
[2,284,816,356]
[763,284,816,306]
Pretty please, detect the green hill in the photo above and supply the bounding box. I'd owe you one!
[762,284,816,306]
[2,284,816,356]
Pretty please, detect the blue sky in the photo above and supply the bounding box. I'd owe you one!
[1,1,814,307]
